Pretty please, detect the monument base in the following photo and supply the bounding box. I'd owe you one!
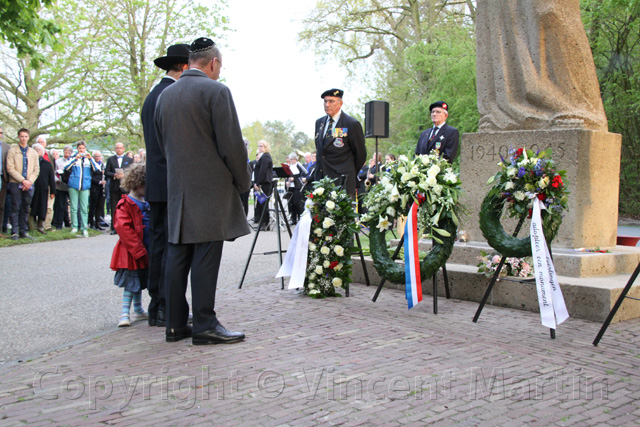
[352,254,640,324]
[461,129,622,249]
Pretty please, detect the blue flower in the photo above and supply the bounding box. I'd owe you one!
[517,167,526,178]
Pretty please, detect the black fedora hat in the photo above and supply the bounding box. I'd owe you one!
[154,44,190,70]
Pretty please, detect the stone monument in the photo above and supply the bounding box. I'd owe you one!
[462,0,621,249]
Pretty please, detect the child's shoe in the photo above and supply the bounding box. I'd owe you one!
[132,310,148,321]
[118,315,131,327]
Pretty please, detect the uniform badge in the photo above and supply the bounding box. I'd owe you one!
[435,141,441,150]
[333,127,348,138]
[334,138,344,147]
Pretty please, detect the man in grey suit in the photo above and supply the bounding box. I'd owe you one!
[0,126,9,237]
[155,37,251,345]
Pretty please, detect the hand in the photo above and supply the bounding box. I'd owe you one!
[115,172,124,179]
[21,180,32,190]
[100,180,106,185]
[76,154,82,160]
[254,184,260,192]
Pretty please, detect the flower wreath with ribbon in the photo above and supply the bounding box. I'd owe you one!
[304,178,359,298]
[361,154,461,284]
[479,147,569,257]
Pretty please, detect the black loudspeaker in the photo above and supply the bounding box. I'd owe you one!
[365,100,389,138]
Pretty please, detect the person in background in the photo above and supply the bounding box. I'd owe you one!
[285,152,307,225]
[88,150,107,230]
[414,101,459,162]
[6,128,39,240]
[52,145,72,230]
[105,142,132,234]
[63,140,100,238]
[0,126,9,238]
[30,143,55,234]
[253,140,273,231]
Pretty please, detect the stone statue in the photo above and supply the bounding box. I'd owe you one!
[476,0,608,131]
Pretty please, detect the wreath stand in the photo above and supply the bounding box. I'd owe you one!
[238,176,292,290]
[472,215,557,339]
[371,231,451,314]
[593,261,640,346]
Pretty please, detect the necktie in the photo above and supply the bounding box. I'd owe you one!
[429,127,439,141]
[324,117,334,143]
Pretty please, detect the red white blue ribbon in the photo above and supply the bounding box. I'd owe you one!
[404,201,422,309]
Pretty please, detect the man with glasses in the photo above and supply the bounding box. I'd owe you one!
[155,37,251,345]
[0,127,9,237]
[415,101,459,162]
[313,88,366,197]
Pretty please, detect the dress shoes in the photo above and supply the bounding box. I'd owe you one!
[166,325,192,342]
[192,323,245,345]
[156,310,166,327]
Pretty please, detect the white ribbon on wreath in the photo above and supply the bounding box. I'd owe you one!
[276,209,313,289]
[530,197,570,329]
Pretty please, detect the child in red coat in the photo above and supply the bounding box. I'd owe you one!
[110,164,150,327]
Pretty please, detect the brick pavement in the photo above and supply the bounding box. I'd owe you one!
[1,276,640,426]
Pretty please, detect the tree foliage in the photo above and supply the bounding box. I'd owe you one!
[299,0,477,158]
[0,0,62,67]
[582,0,640,217]
[242,120,314,164]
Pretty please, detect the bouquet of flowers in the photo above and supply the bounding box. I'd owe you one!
[304,178,359,298]
[361,153,461,243]
[476,251,533,278]
[488,147,569,225]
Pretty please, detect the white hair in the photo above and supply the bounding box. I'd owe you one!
[33,143,44,152]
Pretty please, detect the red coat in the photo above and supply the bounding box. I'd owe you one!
[110,196,149,271]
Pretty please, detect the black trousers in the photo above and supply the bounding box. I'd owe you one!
[52,189,70,228]
[165,241,224,334]
[109,190,125,230]
[147,201,168,315]
[88,187,105,226]
[8,182,34,236]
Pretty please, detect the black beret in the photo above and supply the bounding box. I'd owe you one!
[190,37,215,53]
[429,101,449,112]
[154,44,190,70]
[321,88,344,99]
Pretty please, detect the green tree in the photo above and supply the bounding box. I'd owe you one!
[300,0,477,158]
[582,0,640,216]
[0,0,102,143]
[0,0,62,67]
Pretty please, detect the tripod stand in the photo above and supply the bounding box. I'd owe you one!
[238,176,292,290]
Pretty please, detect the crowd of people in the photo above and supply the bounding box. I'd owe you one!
[0,37,459,348]
[0,127,147,240]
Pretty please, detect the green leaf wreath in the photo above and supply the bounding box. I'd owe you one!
[361,154,461,284]
[304,178,359,298]
[479,147,569,258]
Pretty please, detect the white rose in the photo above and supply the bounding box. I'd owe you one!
[407,181,416,188]
[308,283,315,289]
[401,172,413,182]
[334,245,344,257]
[320,246,330,255]
[335,263,343,271]
[398,155,409,162]
[314,228,323,236]
[331,191,338,199]
[421,155,430,165]
[322,217,335,228]
[444,171,457,184]
[427,165,440,177]
[332,278,343,288]
[323,260,330,268]
[505,181,515,190]
[397,166,406,174]
[325,236,332,241]
[313,187,325,196]
[386,206,395,216]
[315,265,323,274]
[507,167,518,177]
[309,273,317,280]
[514,191,526,201]
[326,200,336,210]
[426,176,437,187]
[433,184,443,196]
[309,243,317,252]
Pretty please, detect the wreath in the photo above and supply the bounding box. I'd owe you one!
[361,154,462,284]
[479,147,569,258]
[304,178,359,298]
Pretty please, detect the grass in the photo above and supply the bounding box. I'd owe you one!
[0,227,104,248]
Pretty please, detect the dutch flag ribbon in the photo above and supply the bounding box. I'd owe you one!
[404,201,422,309]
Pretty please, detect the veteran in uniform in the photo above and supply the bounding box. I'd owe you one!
[312,89,366,196]
[415,101,459,162]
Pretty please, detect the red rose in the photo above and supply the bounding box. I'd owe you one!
[551,175,563,189]
[516,148,524,157]
[527,208,533,219]
[329,261,338,269]
[537,193,546,201]
[308,194,314,199]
